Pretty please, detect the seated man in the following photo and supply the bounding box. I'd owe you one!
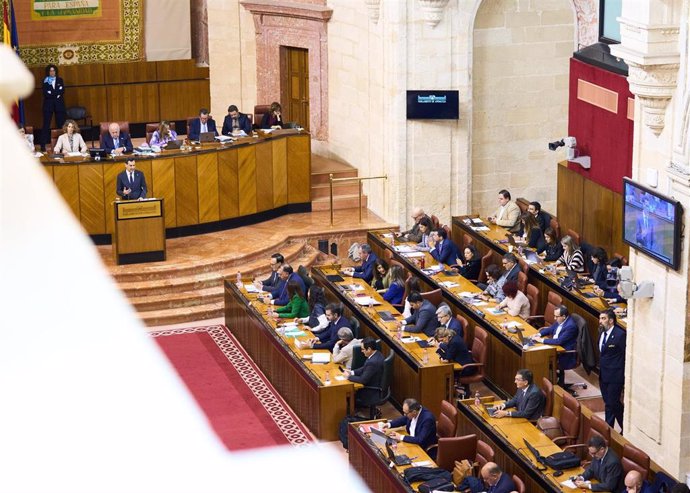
[221,104,252,136]
[488,189,520,230]
[304,302,350,351]
[264,264,305,306]
[528,201,551,233]
[480,463,517,493]
[500,253,521,283]
[384,398,438,453]
[622,470,652,493]
[344,244,378,284]
[102,123,133,155]
[188,108,218,141]
[332,327,361,369]
[397,207,430,243]
[435,304,463,339]
[255,253,284,290]
[428,228,460,266]
[574,435,624,492]
[345,337,385,409]
[533,305,578,386]
[492,368,545,421]
[397,292,437,337]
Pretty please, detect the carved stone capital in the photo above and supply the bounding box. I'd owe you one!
[625,61,679,136]
[364,0,381,23]
[417,0,450,28]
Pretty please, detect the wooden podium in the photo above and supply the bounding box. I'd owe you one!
[112,199,166,265]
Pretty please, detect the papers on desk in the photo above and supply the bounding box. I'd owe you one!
[503,321,522,329]
[560,480,580,489]
[422,265,443,274]
[353,296,381,306]
[215,135,234,143]
[411,460,434,467]
[472,226,490,231]
[66,151,83,157]
[334,375,347,381]
[471,218,484,224]
[400,336,421,344]
[488,307,506,315]
[244,283,260,293]
[381,233,395,238]
[401,251,425,258]
[394,245,416,253]
[341,283,365,291]
[283,328,306,337]
[438,281,460,289]
[311,353,330,364]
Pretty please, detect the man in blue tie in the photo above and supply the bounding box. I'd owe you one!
[116,159,147,200]
[102,122,133,155]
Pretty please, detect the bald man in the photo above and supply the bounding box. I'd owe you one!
[101,122,133,155]
[480,462,516,493]
[623,470,651,493]
[398,207,430,243]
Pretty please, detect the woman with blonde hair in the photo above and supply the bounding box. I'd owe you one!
[555,234,585,273]
[53,119,87,154]
[149,121,178,147]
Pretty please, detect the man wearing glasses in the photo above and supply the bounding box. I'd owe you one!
[382,398,437,454]
[397,207,430,243]
[573,435,623,491]
[533,305,578,386]
[492,368,545,421]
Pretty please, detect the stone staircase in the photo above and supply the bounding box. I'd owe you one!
[311,155,368,211]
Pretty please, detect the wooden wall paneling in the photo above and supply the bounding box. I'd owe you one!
[151,158,177,228]
[254,141,274,213]
[582,178,614,249]
[52,165,80,220]
[556,163,584,239]
[218,149,239,220]
[104,61,157,84]
[156,60,209,81]
[103,162,123,234]
[287,134,311,203]
[106,83,160,123]
[237,146,257,216]
[78,163,106,234]
[61,64,105,87]
[66,86,108,128]
[197,152,220,223]
[42,165,54,181]
[158,81,211,121]
[610,192,628,257]
[174,156,199,226]
[272,138,288,208]
[23,92,43,129]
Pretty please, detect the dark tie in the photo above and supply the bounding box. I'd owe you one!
[129,172,133,185]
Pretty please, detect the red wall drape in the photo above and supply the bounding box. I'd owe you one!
[567,58,634,194]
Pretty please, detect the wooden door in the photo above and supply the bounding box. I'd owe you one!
[280,46,309,131]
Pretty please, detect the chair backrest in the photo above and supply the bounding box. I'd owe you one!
[475,439,495,469]
[186,116,197,135]
[516,197,530,213]
[436,435,477,473]
[349,317,361,340]
[66,106,88,121]
[478,250,494,284]
[568,313,589,369]
[442,224,451,238]
[455,314,470,347]
[517,271,528,294]
[50,128,61,151]
[421,288,442,307]
[542,291,563,327]
[550,217,561,239]
[560,391,582,443]
[145,122,176,144]
[351,345,366,371]
[614,252,629,266]
[512,475,526,493]
[518,257,530,275]
[377,351,395,403]
[622,443,650,478]
[566,228,581,246]
[383,248,393,261]
[462,233,474,249]
[254,104,271,127]
[100,121,131,143]
[541,377,554,417]
[430,215,440,229]
[470,326,488,377]
[526,283,540,317]
[587,414,611,446]
[437,399,459,438]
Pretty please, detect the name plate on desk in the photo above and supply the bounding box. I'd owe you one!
[116,200,162,220]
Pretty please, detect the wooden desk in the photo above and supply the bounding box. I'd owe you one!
[457,398,593,493]
[367,231,559,398]
[348,420,434,493]
[42,132,311,243]
[311,266,454,417]
[224,279,355,441]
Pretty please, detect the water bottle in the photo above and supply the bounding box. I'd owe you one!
[236,271,242,285]
[422,348,429,364]
[324,370,331,385]
[474,391,481,407]
[397,324,403,340]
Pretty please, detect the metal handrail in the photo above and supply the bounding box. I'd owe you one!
[329,174,387,225]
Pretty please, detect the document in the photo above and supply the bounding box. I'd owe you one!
[400,336,421,344]
[215,135,234,143]
[560,479,580,489]
[244,284,260,293]
[488,307,506,315]
[354,296,381,306]
[503,321,522,329]
[311,353,330,364]
[394,245,416,253]
[439,281,460,288]
[472,226,490,232]
[401,251,425,258]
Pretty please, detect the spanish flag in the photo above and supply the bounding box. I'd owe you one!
[3,0,25,125]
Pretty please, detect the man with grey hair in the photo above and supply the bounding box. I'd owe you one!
[398,207,430,243]
[435,304,463,338]
[332,327,361,369]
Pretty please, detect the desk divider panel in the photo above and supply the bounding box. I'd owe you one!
[78,163,106,234]
[196,152,220,224]
[272,138,289,208]
[174,155,199,226]
[52,165,80,221]
[150,158,176,229]
[218,149,240,220]
[237,146,258,216]
[254,142,274,213]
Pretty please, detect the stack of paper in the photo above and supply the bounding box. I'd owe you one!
[394,245,416,253]
[244,284,260,293]
[354,296,381,306]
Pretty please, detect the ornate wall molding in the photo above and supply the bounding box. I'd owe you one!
[625,61,680,135]
[364,0,381,23]
[418,0,450,28]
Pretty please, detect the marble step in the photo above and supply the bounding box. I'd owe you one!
[311,195,369,212]
[311,168,359,186]
[139,300,225,327]
[129,286,223,312]
[310,181,361,199]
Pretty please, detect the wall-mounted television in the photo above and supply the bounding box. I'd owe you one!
[406,91,459,120]
[622,177,683,270]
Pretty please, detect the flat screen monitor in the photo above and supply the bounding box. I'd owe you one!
[406,90,459,120]
[622,177,683,270]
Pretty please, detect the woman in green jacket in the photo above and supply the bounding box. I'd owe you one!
[275,280,309,318]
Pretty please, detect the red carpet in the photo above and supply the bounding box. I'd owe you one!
[151,325,312,450]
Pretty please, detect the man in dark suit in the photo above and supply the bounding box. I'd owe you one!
[397,207,430,243]
[398,292,437,337]
[493,368,545,421]
[428,228,460,266]
[635,202,656,250]
[598,309,626,431]
[528,201,551,233]
[345,244,378,283]
[435,304,463,339]
[501,253,521,282]
[574,435,624,491]
[221,105,253,136]
[188,108,218,141]
[346,337,385,408]
[102,123,133,155]
[384,398,437,451]
[622,470,652,493]
[256,253,284,290]
[307,303,350,351]
[480,463,517,493]
[116,159,147,200]
[534,305,578,386]
[266,264,305,306]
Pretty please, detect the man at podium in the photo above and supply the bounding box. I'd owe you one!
[116,159,148,200]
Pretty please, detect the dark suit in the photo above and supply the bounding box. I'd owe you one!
[349,350,385,407]
[404,299,437,337]
[116,169,147,200]
[539,316,578,370]
[42,77,66,148]
[272,273,306,306]
[487,473,517,493]
[503,383,545,421]
[503,264,520,283]
[437,334,473,370]
[313,315,350,351]
[102,132,134,154]
[353,252,378,283]
[260,112,283,129]
[582,447,624,492]
[430,239,461,266]
[261,271,280,289]
[389,407,437,450]
[599,325,626,429]
[221,113,252,136]
[457,258,481,281]
[535,211,551,233]
[527,227,546,252]
[446,316,464,339]
[636,213,655,249]
[188,117,219,141]
[544,242,564,262]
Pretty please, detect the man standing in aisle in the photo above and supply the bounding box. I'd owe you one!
[598,309,626,432]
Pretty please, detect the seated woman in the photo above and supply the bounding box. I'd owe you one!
[414,217,434,251]
[332,327,361,370]
[383,265,406,305]
[435,327,476,376]
[555,235,585,273]
[589,247,609,287]
[53,119,88,154]
[274,280,309,319]
[18,126,35,152]
[541,227,563,262]
[371,258,390,292]
[402,277,421,317]
[519,213,546,252]
[481,264,505,302]
[296,285,328,332]
[260,102,283,129]
[453,244,481,280]
[594,258,626,304]
[149,121,178,147]
[497,280,530,318]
